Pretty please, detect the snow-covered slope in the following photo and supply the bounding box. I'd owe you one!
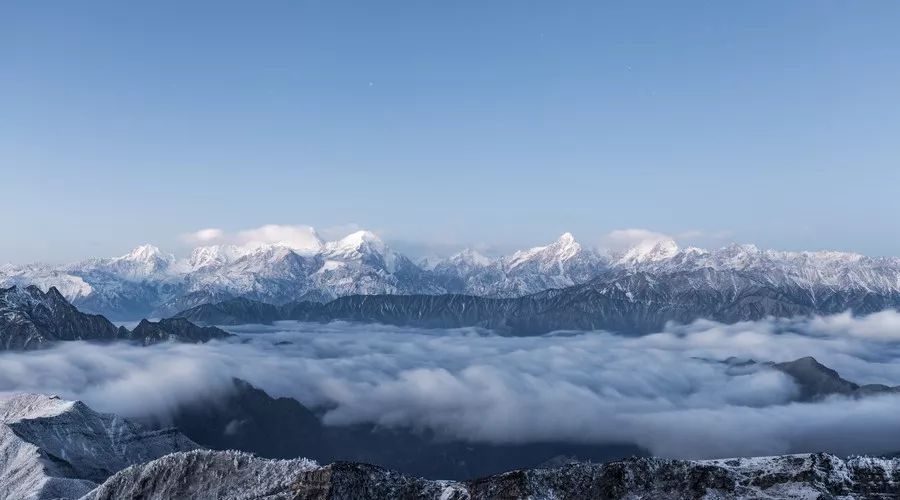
[0,393,197,500]
[4,229,900,320]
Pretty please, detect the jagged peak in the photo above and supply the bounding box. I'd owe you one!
[120,244,173,264]
[616,237,679,265]
[506,233,584,269]
[557,232,576,245]
[449,248,492,266]
[327,230,388,255]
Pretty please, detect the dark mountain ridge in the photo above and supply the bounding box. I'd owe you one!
[0,285,230,350]
[165,378,644,480]
[175,268,900,335]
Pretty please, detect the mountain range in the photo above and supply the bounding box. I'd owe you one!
[3,230,900,329]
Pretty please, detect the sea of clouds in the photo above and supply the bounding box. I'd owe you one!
[3,311,900,459]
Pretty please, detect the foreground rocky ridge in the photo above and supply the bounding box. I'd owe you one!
[84,449,900,500]
[5,230,900,322]
[0,285,230,349]
[3,392,900,499]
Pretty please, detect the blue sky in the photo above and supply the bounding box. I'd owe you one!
[2,1,899,263]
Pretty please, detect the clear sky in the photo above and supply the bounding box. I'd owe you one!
[2,1,899,263]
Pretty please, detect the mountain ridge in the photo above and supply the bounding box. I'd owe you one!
[0,285,231,349]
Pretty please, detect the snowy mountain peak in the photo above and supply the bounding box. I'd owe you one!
[96,245,176,281]
[548,232,581,259]
[185,244,248,271]
[617,237,679,265]
[327,230,387,256]
[120,244,173,265]
[450,248,493,267]
[507,233,583,269]
[557,232,576,245]
[321,230,401,273]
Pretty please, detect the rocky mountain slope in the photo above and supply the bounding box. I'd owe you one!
[84,450,900,500]
[5,229,900,321]
[0,285,230,349]
[0,393,197,500]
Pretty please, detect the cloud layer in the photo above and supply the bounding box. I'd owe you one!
[182,224,324,253]
[4,313,900,459]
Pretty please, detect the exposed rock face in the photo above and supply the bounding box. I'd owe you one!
[128,317,232,345]
[0,393,197,500]
[0,285,123,350]
[83,450,900,500]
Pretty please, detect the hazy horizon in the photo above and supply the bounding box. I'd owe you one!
[4,222,899,267]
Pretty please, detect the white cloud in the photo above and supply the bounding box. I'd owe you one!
[599,228,675,253]
[5,313,900,458]
[598,228,736,254]
[187,228,225,243]
[234,225,323,253]
[182,224,326,254]
[317,223,363,242]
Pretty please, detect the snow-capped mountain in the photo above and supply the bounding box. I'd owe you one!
[3,229,900,320]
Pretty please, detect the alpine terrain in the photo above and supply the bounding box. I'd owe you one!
[4,230,900,327]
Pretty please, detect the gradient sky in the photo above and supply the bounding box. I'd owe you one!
[2,1,899,263]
